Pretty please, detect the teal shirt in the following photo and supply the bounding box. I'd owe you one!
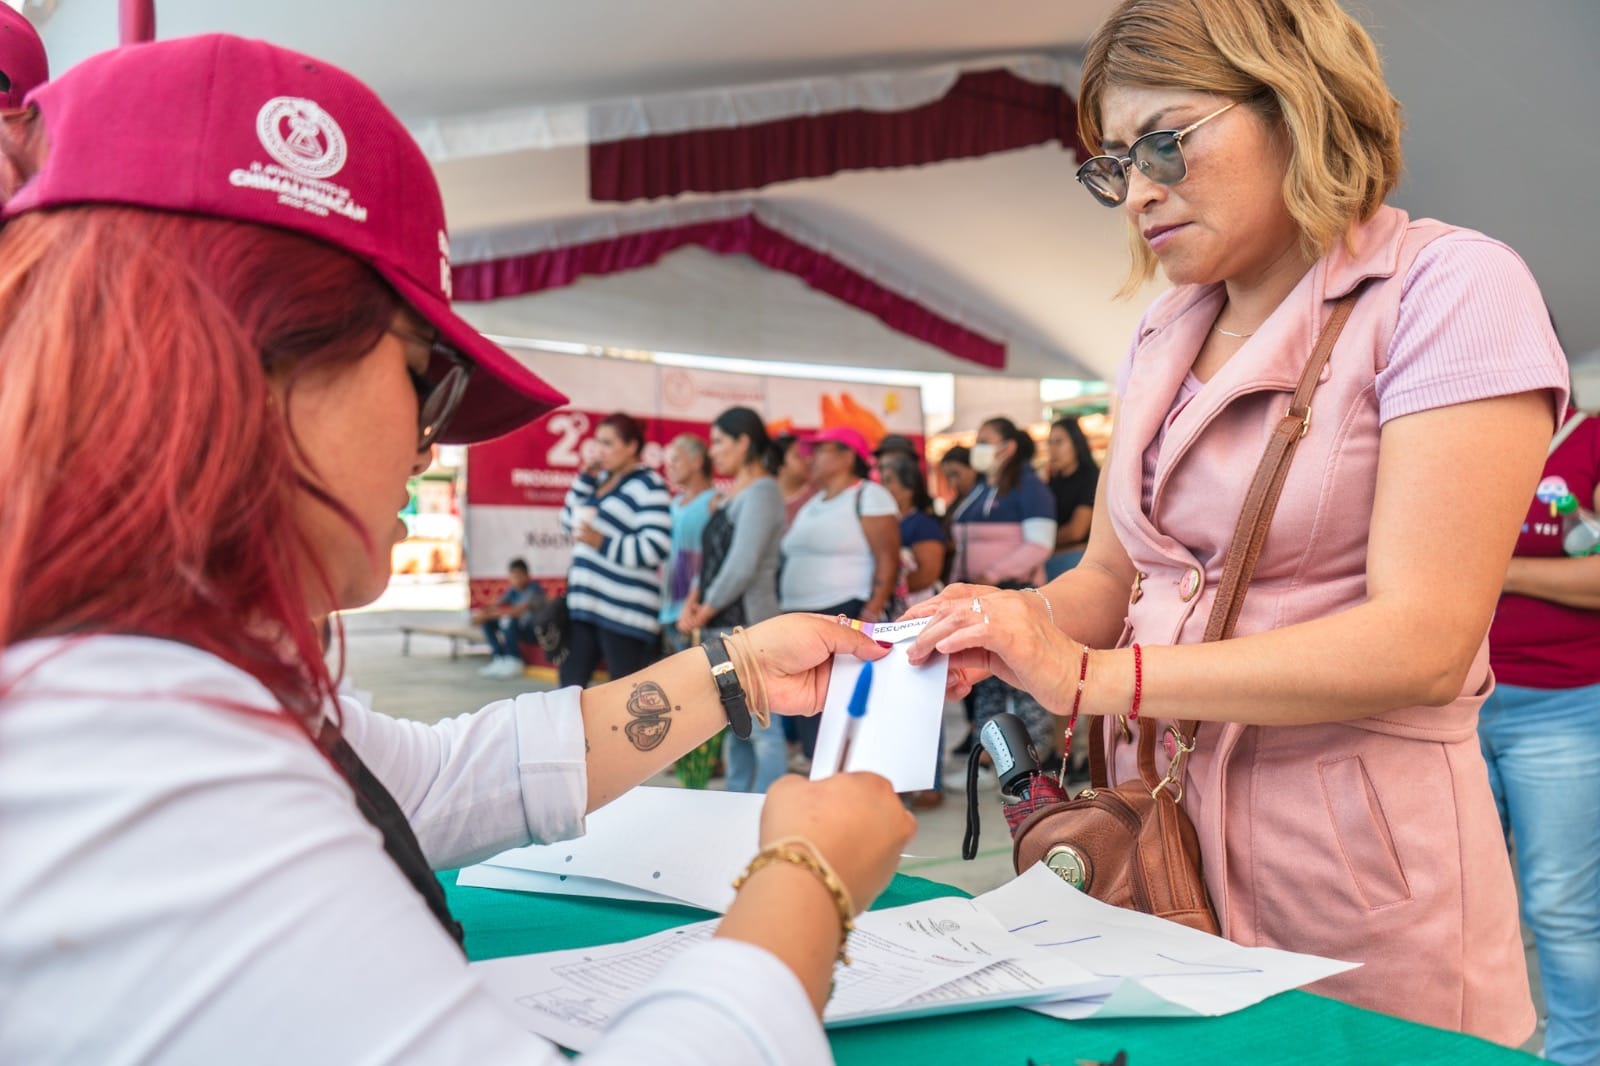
[659,488,716,624]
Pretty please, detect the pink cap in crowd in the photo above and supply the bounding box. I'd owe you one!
[804,426,874,464]
[1,34,567,443]
[0,5,47,107]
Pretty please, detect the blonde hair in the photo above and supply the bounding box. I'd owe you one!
[1078,0,1403,296]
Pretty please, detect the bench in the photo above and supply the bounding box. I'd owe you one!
[398,625,489,661]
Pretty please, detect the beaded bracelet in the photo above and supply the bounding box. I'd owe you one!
[1021,586,1055,627]
[1129,643,1143,721]
[732,836,856,965]
[1064,645,1091,751]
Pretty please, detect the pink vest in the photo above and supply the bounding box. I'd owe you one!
[1104,207,1533,1044]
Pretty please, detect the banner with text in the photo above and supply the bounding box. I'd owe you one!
[466,353,923,606]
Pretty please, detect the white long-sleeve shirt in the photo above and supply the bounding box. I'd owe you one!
[0,636,832,1065]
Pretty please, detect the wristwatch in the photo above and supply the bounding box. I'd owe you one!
[701,635,753,739]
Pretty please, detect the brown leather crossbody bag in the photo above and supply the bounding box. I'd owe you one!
[1010,294,1358,935]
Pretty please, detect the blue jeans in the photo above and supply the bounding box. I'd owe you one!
[725,718,787,794]
[1479,681,1600,1066]
[481,617,525,661]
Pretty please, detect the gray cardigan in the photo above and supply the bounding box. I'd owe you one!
[697,477,784,625]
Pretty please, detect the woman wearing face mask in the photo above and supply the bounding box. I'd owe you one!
[560,411,672,687]
[949,417,1058,759]
[0,37,915,1064]
[907,0,1566,1044]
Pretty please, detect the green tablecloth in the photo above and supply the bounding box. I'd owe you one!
[443,871,1536,1065]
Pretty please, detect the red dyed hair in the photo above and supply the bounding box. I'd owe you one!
[0,107,401,725]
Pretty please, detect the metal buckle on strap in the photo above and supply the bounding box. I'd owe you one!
[1151,726,1195,802]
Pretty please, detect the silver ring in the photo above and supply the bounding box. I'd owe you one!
[970,597,983,614]
[983,614,991,625]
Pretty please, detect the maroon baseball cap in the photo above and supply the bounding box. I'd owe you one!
[2,34,566,444]
[0,5,47,107]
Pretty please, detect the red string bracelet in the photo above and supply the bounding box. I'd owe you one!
[1129,643,1143,721]
[1064,645,1091,748]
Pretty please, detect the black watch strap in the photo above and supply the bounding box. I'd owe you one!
[702,635,752,739]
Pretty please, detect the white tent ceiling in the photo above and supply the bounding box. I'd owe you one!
[32,0,1600,386]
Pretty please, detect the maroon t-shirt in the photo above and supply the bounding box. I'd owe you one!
[1489,410,1600,688]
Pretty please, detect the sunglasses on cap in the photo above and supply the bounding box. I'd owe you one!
[392,328,474,451]
[1075,102,1236,208]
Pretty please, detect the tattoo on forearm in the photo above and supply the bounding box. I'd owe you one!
[623,680,674,751]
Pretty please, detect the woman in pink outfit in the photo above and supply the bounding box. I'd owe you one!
[909,0,1567,1045]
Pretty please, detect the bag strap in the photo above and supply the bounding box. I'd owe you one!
[1550,411,1587,456]
[1122,292,1361,791]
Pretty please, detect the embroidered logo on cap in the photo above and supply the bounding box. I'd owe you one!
[229,96,368,225]
[256,97,348,179]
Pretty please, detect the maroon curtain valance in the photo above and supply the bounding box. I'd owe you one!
[452,212,1005,370]
[590,68,1087,203]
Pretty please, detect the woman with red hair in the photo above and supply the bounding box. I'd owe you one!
[0,35,912,1065]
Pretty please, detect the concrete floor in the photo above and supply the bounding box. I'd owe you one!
[338,580,1546,1055]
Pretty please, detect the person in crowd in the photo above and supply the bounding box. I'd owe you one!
[937,444,984,755]
[559,412,671,687]
[0,36,915,1065]
[471,557,547,678]
[767,432,816,530]
[1480,404,1600,1066]
[872,433,921,473]
[939,445,983,525]
[679,407,789,793]
[878,453,949,809]
[879,455,947,613]
[906,0,1565,1044]
[780,427,901,760]
[659,433,716,657]
[1044,416,1100,580]
[0,4,47,108]
[949,416,1057,759]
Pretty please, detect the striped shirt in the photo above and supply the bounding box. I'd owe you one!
[561,466,672,640]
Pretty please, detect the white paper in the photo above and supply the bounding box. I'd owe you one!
[457,862,681,906]
[835,897,1112,1024]
[975,864,1361,1019]
[809,617,947,791]
[468,786,765,913]
[472,904,1103,1051]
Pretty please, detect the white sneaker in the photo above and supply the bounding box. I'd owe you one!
[478,657,506,678]
[495,656,527,679]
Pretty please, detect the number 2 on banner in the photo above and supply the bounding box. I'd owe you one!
[545,412,589,468]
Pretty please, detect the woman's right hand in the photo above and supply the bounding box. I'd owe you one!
[898,581,1001,698]
[759,772,914,916]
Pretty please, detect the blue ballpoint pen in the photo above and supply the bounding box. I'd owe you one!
[837,660,873,773]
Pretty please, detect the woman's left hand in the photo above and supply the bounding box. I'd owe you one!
[740,614,892,717]
[574,524,604,549]
[903,585,1079,714]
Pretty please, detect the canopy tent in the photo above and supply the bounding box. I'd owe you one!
[30,0,1600,394]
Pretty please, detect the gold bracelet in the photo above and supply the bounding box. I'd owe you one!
[731,835,855,965]
[725,627,771,728]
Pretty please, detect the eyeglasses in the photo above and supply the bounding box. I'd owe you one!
[1075,102,1237,208]
[394,329,474,451]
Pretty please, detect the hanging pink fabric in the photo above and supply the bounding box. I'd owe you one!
[452,212,1006,369]
[120,0,155,44]
[590,68,1086,203]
